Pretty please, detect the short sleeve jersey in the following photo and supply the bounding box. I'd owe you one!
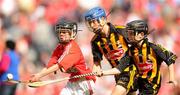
[91,23,128,67]
[47,40,96,82]
[116,39,177,82]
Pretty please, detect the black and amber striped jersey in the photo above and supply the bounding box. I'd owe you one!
[91,23,128,67]
[128,39,177,81]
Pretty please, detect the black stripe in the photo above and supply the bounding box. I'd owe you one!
[114,33,119,47]
[146,40,150,60]
[100,38,108,54]
[114,59,119,66]
[139,50,143,63]
[107,37,114,50]
[147,69,152,79]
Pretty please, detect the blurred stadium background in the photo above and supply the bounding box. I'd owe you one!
[0,0,180,95]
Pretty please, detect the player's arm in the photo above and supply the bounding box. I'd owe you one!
[168,64,177,86]
[158,45,177,84]
[99,54,132,76]
[166,52,177,86]
[101,68,121,76]
[30,64,59,82]
[152,44,177,85]
[29,45,62,82]
[91,41,103,75]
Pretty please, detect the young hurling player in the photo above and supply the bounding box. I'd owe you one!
[100,20,178,95]
[84,7,137,95]
[29,21,96,95]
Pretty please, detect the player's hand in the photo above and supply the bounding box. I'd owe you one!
[29,74,41,82]
[95,70,103,77]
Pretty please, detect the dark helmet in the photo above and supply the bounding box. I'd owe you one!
[84,7,106,22]
[55,21,78,39]
[125,20,148,44]
[126,20,148,35]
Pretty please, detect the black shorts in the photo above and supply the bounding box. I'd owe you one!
[136,77,161,95]
[115,64,138,93]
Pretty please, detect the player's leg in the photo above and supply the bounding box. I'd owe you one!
[60,79,95,95]
[112,64,137,95]
[111,85,127,95]
[78,79,95,95]
[127,74,138,95]
[111,77,137,95]
[60,81,74,95]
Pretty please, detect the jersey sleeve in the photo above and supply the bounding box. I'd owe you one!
[116,27,126,36]
[115,26,128,43]
[46,45,63,68]
[91,41,103,63]
[115,53,132,72]
[115,26,126,36]
[151,43,177,66]
[58,43,82,71]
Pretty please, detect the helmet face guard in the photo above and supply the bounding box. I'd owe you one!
[85,18,102,34]
[55,21,78,43]
[126,29,136,44]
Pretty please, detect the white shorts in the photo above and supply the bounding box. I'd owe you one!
[60,79,95,95]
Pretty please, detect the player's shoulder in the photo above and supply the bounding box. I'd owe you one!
[115,25,126,29]
[149,42,167,51]
[56,43,62,49]
[148,42,159,47]
[114,25,126,32]
[70,40,79,47]
[112,25,126,38]
[149,42,158,48]
[69,40,82,51]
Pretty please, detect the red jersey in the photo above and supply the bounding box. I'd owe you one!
[47,40,96,82]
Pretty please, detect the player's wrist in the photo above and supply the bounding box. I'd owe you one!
[96,70,104,77]
[168,81,174,83]
[168,80,177,86]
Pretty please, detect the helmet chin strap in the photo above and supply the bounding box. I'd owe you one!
[134,28,154,44]
[130,37,146,46]
[129,30,148,45]
[70,31,76,40]
[59,38,71,44]
[58,33,74,44]
[133,28,155,45]
[93,28,101,34]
